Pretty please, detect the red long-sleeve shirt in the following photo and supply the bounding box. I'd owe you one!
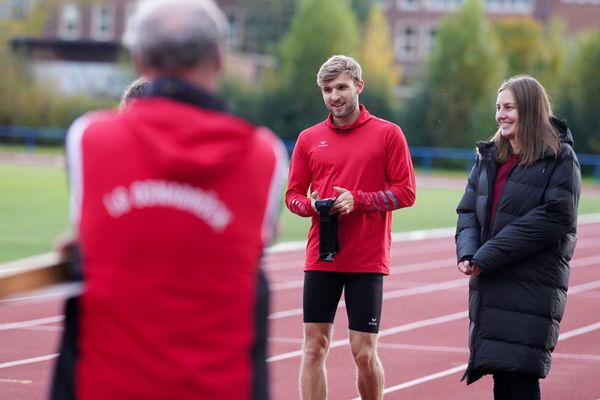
[285,105,416,274]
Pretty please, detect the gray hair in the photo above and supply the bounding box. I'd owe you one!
[316,55,362,87]
[119,77,149,108]
[123,0,229,71]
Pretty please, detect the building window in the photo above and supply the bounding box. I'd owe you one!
[398,0,420,11]
[425,0,463,11]
[92,4,115,41]
[59,3,81,40]
[377,0,391,10]
[423,24,438,56]
[10,0,30,19]
[561,0,600,3]
[124,1,137,29]
[486,0,534,12]
[395,22,420,61]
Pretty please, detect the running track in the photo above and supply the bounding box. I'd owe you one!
[2,216,600,399]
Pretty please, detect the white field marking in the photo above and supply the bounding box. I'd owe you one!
[0,282,81,304]
[372,299,600,398]
[377,344,600,362]
[571,255,600,269]
[268,278,468,320]
[377,342,468,354]
[568,279,600,294]
[267,311,468,363]
[270,280,304,290]
[269,337,304,344]
[552,352,600,361]
[19,325,63,332]
[269,251,600,293]
[0,291,66,304]
[0,354,58,370]
[265,214,600,256]
[558,321,600,341]
[375,364,470,397]
[269,257,458,291]
[579,213,600,224]
[0,378,32,384]
[0,316,63,331]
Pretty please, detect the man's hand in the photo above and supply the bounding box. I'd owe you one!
[333,186,354,215]
[310,191,321,212]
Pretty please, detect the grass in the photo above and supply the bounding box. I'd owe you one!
[1,163,599,263]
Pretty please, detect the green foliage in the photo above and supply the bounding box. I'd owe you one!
[421,0,504,147]
[274,0,361,137]
[491,17,546,77]
[0,3,117,131]
[224,0,403,139]
[491,16,567,100]
[350,0,376,24]
[565,30,600,153]
[358,5,399,121]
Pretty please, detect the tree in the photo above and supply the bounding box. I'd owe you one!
[422,0,504,147]
[0,1,115,130]
[351,0,376,24]
[271,0,360,138]
[491,16,567,99]
[491,17,546,78]
[567,30,600,153]
[358,5,399,122]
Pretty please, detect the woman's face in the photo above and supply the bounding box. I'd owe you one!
[496,89,519,141]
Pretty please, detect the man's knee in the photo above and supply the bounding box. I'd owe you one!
[303,333,330,364]
[351,346,379,370]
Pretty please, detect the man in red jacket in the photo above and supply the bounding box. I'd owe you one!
[286,55,416,400]
[50,1,287,399]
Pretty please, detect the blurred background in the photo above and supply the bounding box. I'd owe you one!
[1,0,599,262]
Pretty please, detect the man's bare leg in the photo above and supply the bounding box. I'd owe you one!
[349,329,384,400]
[300,323,333,400]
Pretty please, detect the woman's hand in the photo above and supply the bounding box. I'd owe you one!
[457,261,481,276]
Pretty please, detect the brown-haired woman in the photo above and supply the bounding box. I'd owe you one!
[455,75,581,399]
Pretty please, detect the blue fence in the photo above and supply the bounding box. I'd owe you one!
[3,126,600,182]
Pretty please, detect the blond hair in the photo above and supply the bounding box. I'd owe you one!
[316,55,362,87]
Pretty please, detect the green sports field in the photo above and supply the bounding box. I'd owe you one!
[1,163,599,263]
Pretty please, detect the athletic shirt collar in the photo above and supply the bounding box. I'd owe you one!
[325,104,373,132]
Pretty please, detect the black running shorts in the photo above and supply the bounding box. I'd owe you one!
[303,270,383,333]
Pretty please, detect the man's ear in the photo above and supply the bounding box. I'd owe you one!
[356,79,365,94]
[214,43,226,73]
[133,53,152,77]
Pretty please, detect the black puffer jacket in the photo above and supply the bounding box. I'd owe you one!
[455,118,581,384]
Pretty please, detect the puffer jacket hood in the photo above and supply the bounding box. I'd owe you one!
[120,91,254,182]
[550,115,574,146]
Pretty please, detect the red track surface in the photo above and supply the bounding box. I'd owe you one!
[2,217,600,400]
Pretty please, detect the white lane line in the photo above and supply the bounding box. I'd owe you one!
[568,279,600,294]
[0,316,63,331]
[373,363,469,398]
[0,378,33,384]
[0,354,58,370]
[374,312,600,397]
[269,258,459,291]
[552,352,600,361]
[558,321,600,341]
[267,311,468,363]
[268,278,467,320]
[266,214,600,256]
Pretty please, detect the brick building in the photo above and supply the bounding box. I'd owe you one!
[4,0,600,94]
